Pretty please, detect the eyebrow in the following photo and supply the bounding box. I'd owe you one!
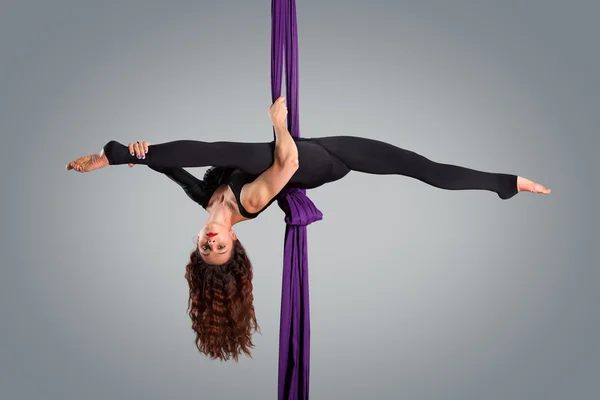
[200,247,229,256]
[210,243,229,255]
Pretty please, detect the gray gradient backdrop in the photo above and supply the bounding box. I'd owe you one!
[1,1,598,399]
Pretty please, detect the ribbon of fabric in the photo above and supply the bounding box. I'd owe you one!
[271,0,321,398]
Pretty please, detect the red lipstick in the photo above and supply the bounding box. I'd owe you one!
[207,232,218,238]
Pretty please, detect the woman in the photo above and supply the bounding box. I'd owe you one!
[66,96,551,361]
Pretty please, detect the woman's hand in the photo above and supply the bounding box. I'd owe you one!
[66,151,109,173]
[269,96,288,128]
[126,141,151,167]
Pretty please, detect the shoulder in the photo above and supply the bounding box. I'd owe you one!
[226,171,271,217]
[240,160,298,214]
[240,183,271,214]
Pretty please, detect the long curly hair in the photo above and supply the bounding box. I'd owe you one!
[184,239,260,361]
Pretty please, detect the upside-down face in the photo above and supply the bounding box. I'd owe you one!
[195,223,238,265]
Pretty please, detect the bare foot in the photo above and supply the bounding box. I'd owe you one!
[66,151,109,173]
[517,176,551,195]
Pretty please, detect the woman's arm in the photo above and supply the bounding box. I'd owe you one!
[149,166,213,208]
[241,97,299,212]
[130,141,213,208]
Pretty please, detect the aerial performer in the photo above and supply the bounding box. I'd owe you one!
[65,0,553,396]
[65,96,551,362]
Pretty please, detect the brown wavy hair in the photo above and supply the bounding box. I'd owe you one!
[184,239,260,361]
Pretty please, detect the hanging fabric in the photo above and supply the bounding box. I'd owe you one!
[271,1,322,399]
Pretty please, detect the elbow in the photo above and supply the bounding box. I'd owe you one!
[285,157,300,173]
[287,156,299,171]
[276,155,299,172]
[245,196,262,213]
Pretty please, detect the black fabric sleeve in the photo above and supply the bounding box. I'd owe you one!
[147,165,213,208]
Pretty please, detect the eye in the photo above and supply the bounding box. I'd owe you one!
[201,245,209,251]
[218,245,225,250]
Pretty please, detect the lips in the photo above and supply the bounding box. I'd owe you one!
[207,232,218,238]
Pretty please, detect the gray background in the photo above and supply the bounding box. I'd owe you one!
[1,1,598,399]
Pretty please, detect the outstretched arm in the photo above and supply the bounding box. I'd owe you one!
[148,166,213,208]
[128,141,213,208]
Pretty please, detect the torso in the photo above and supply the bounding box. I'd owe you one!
[203,168,278,220]
[205,183,252,222]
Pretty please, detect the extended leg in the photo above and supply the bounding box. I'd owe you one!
[313,136,518,199]
[103,140,276,176]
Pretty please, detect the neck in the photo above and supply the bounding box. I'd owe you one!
[205,201,239,228]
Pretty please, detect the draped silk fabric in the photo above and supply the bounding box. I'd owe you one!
[271,1,322,399]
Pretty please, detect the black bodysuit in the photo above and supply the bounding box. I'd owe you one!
[102,136,518,218]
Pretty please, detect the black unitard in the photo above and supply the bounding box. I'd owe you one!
[103,136,518,216]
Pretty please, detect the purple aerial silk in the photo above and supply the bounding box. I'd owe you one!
[271,1,322,399]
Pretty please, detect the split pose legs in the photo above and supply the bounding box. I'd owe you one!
[67,97,550,201]
[67,135,550,199]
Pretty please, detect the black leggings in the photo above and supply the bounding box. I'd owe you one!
[103,136,518,199]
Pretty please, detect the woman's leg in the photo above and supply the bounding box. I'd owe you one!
[103,140,276,176]
[103,138,351,189]
[313,136,518,199]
